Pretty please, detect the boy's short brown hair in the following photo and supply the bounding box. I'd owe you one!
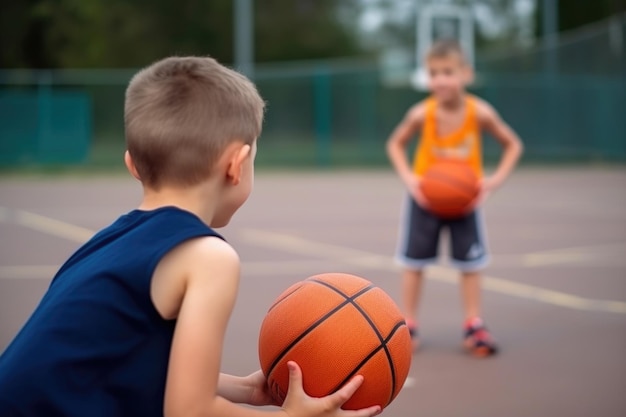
[125,56,265,189]
[426,39,466,62]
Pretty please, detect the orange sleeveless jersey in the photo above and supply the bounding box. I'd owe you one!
[413,95,483,178]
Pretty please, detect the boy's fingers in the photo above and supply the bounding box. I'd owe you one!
[412,187,429,209]
[466,195,482,213]
[328,374,364,406]
[286,361,303,393]
[286,368,382,416]
[343,406,383,417]
[281,362,305,411]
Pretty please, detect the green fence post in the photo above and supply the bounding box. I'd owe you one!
[359,71,377,163]
[314,66,332,167]
[36,71,53,161]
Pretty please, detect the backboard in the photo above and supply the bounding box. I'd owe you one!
[411,2,475,91]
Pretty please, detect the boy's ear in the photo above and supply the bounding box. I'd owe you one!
[124,150,141,180]
[225,143,251,186]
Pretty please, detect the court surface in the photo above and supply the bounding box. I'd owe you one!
[1,167,625,417]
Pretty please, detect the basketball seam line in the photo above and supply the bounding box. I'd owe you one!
[267,285,303,313]
[265,283,375,379]
[310,279,398,405]
[424,171,478,197]
[331,320,407,406]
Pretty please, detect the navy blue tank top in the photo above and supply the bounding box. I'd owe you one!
[0,207,223,417]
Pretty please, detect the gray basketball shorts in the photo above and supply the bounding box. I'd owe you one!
[395,195,490,272]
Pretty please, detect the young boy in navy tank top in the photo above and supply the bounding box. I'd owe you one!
[386,40,524,357]
[0,57,381,417]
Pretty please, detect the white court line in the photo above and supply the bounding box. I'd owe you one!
[240,229,383,261]
[239,229,626,315]
[429,265,626,314]
[13,210,94,243]
[492,255,626,268]
[0,259,388,280]
[524,241,626,256]
[524,252,598,267]
[1,208,624,314]
[402,376,416,389]
[521,242,626,267]
[0,265,60,279]
[0,261,337,280]
[242,259,353,275]
[0,207,94,243]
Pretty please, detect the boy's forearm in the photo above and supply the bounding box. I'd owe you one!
[386,142,414,185]
[217,373,249,403]
[185,396,285,417]
[491,139,523,185]
[217,373,245,403]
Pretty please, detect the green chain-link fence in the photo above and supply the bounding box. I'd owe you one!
[1,15,624,169]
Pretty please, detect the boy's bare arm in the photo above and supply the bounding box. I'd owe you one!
[161,237,381,417]
[162,237,287,416]
[476,99,524,191]
[386,103,426,189]
[162,236,264,417]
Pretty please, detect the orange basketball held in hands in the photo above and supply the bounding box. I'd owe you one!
[258,273,412,411]
[419,159,481,218]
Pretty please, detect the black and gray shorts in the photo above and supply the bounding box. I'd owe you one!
[395,195,489,272]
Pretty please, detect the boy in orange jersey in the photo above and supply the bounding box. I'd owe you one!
[386,40,523,357]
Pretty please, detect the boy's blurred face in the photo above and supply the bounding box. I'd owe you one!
[427,53,472,104]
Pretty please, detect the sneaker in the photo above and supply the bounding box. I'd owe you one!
[405,319,420,351]
[463,317,498,357]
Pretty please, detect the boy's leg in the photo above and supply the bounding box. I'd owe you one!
[449,211,498,357]
[395,196,441,350]
[401,268,424,340]
[460,270,481,320]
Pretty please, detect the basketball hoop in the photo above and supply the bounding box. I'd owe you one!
[412,3,475,91]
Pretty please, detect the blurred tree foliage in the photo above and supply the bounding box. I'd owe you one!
[0,0,363,68]
[4,0,623,69]
[536,0,625,36]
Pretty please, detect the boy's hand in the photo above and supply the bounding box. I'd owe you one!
[405,175,430,210]
[478,175,505,203]
[466,175,501,212]
[243,370,281,407]
[481,175,503,194]
[282,361,381,417]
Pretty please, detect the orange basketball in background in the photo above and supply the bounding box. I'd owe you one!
[420,159,480,218]
[258,273,412,410]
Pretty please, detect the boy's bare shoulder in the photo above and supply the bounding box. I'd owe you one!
[151,235,240,319]
[181,236,240,276]
[405,100,429,122]
[472,96,500,123]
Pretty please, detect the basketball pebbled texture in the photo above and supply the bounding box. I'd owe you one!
[258,273,412,410]
[420,159,480,218]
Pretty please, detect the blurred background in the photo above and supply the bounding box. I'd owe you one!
[1,2,625,416]
[1,0,624,170]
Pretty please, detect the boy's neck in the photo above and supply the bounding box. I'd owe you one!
[437,92,466,110]
[137,182,219,226]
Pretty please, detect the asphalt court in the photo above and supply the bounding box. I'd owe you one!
[1,167,625,417]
